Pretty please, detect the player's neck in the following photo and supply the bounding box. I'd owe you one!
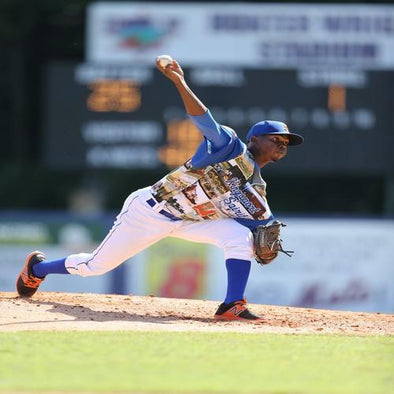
[247,148,270,168]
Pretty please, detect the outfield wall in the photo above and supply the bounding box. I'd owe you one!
[0,214,393,313]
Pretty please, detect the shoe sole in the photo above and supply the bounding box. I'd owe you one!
[214,315,265,323]
[16,250,45,298]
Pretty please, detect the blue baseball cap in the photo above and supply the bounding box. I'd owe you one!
[247,120,303,146]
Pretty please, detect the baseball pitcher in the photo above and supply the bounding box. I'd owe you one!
[16,56,303,322]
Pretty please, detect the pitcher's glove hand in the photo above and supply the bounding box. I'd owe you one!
[252,220,293,265]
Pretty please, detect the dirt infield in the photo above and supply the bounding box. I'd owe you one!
[0,292,393,335]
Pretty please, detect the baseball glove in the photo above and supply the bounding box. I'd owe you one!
[252,220,293,265]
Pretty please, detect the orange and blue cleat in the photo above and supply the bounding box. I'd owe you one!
[214,299,264,323]
[16,251,46,297]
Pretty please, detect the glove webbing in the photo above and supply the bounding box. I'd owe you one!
[271,238,294,258]
[266,222,294,258]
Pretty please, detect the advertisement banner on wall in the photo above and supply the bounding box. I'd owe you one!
[144,238,207,299]
[0,218,113,294]
[126,218,394,313]
[87,3,394,70]
[243,218,394,313]
[1,216,393,313]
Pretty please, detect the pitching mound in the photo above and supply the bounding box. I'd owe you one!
[0,292,393,335]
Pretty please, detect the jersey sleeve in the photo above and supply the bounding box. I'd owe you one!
[188,110,245,168]
[188,110,231,149]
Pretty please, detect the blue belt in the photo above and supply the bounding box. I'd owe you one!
[146,198,182,221]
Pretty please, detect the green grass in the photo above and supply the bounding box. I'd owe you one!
[0,332,392,393]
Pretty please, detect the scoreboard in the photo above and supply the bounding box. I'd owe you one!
[43,62,394,175]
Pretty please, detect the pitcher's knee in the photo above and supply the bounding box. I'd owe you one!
[221,228,254,261]
[65,253,110,277]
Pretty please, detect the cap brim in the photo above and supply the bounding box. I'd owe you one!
[282,133,304,146]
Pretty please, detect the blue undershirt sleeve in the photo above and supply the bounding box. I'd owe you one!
[234,216,275,230]
[188,109,245,168]
[188,110,231,150]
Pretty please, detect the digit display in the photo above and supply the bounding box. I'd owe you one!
[43,62,394,175]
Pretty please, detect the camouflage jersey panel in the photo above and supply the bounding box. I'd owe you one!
[150,148,272,221]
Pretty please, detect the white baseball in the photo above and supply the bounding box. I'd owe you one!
[157,55,173,68]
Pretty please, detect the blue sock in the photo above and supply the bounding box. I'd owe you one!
[224,258,251,304]
[32,258,69,278]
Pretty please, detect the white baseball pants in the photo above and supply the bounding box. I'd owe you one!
[65,187,254,277]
